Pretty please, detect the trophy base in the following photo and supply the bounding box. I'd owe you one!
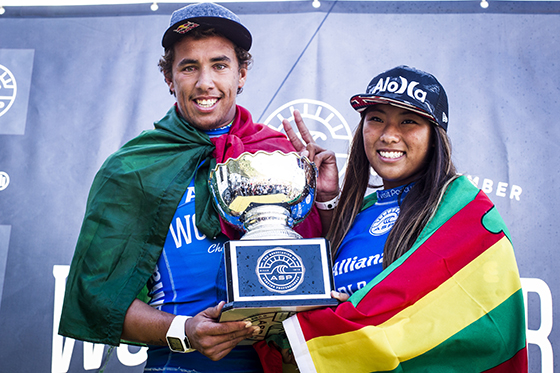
[220,300,338,344]
[218,237,338,344]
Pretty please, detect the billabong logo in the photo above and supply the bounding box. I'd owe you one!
[369,76,426,103]
[369,207,400,236]
[256,247,305,294]
[174,21,200,34]
[0,65,17,118]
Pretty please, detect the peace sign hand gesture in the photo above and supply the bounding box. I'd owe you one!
[283,109,340,200]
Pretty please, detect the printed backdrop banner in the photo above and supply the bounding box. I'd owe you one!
[0,1,558,372]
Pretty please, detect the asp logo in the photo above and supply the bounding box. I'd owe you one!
[369,207,400,237]
[264,99,353,183]
[255,247,305,294]
[0,64,17,118]
[369,76,427,103]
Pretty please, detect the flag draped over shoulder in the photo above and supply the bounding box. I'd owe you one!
[283,176,527,373]
[59,105,321,346]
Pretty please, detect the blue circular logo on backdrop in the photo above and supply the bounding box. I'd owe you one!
[256,247,305,294]
[369,207,400,236]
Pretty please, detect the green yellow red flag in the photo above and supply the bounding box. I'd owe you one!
[284,176,527,373]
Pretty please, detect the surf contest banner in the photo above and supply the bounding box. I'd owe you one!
[0,1,559,372]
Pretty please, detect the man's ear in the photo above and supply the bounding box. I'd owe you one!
[166,77,175,96]
[238,67,248,90]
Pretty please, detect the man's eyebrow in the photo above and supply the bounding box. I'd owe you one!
[176,55,232,67]
[176,58,197,67]
[210,55,232,63]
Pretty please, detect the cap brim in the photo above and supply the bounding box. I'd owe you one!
[350,95,439,126]
[162,16,252,50]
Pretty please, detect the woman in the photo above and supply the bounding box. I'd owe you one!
[282,66,527,372]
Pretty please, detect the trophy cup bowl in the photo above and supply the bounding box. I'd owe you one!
[208,150,317,240]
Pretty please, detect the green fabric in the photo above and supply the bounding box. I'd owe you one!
[361,192,378,211]
[59,106,221,345]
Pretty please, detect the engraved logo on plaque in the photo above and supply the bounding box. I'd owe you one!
[255,247,305,294]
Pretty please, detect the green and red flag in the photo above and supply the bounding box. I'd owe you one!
[284,176,527,372]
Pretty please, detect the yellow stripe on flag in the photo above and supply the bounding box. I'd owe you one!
[307,236,522,373]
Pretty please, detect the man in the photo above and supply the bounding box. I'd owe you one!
[58,3,320,372]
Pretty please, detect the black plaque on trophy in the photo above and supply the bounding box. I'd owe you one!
[219,238,338,341]
[209,151,339,343]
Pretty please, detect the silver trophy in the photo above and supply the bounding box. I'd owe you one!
[209,150,316,240]
[209,151,337,343]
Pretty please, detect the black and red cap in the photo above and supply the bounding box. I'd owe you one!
[350,65,449,131]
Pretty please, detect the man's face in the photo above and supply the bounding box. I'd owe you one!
[166,34,247,130]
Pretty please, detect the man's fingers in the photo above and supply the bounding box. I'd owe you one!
[205,301,225,319]
[194,323,258,361]
[200,333,254,361]
[197,314,253,336]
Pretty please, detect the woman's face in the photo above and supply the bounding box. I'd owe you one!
[362,104,433,189]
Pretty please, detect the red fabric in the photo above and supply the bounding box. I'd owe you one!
[210,105,322,240]
[485,347,528,373]
[253,341,283,373]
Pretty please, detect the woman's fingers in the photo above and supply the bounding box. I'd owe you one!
[282,109,315,153]
[292,109,314,145]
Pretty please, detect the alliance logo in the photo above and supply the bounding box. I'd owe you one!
[369,207,400,236]
[255,247,305,294]
[369,76,427,103]
[264,99,352,182]
[0,64,17,118]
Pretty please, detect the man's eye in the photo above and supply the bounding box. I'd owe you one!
[215,64,227,70]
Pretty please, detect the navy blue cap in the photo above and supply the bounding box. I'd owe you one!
[350,66,449,131]
[162,2,252,51]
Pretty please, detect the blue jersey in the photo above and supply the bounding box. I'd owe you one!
[333,185,412,296]
[145,125,263,372]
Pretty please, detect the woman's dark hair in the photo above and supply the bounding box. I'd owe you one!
[158,28,253,95]
[327,107,457,268]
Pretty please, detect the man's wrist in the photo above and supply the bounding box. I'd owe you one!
[166,315,196,353]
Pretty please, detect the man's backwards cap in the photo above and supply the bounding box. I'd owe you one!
[350,65,449,131]
[162,2,252,51]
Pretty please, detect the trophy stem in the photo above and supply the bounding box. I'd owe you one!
[241,205,302,240]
